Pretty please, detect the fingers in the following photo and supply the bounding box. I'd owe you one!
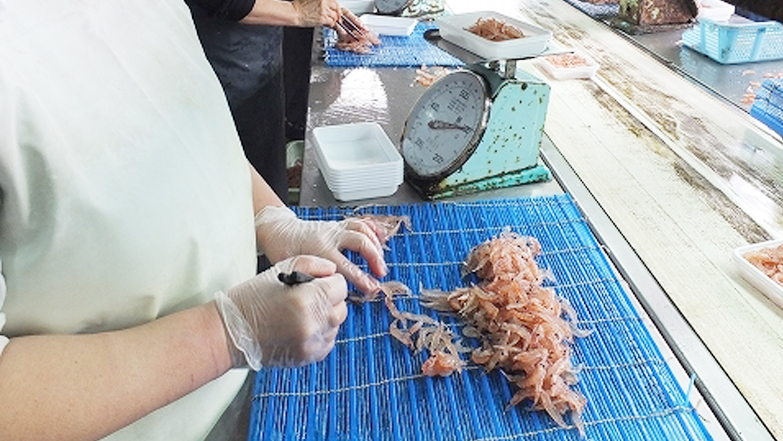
[311,272,348,306]
[341,8,367,33]
[287,255,338,278]
[336,228,388,279]
[343,218,385,253]
[328,251,381,295]
[331,297,348,326]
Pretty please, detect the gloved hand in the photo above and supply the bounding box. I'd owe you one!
[215,255,348,370]
[255,206,387,295]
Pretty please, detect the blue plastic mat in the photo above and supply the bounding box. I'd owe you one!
[248,195,714,441]
[323,21,464,67]
[562,0,619,18]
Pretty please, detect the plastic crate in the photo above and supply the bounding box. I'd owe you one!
[682,18,783,64]
[750,78,783,136]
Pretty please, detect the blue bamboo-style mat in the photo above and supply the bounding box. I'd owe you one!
[248,195,714,441]
[322,21,464,67]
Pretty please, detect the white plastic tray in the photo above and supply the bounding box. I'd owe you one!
[360,14,417,36]
[332,184,400,202]
[312,122,404,201]
[313,122,403,172]
[436,11,552,60]
[733,239,783,309]
[535,50,599,80]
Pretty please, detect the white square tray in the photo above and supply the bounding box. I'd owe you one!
[535,49,600,80]
[360,14,417,36]
[312,122,403,174]
[733,239,783,309]
[436,11,552,60]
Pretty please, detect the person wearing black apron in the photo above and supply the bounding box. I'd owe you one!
[184,0,362,202]
[186,0,288,200]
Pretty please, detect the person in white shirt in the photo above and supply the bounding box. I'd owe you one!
[0,1,386,440]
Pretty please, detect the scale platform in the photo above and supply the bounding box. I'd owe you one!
[247,196,713,441]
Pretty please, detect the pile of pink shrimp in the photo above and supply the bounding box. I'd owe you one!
[744,243,783,286]
[422,229,588,435]
[466,17,525,42]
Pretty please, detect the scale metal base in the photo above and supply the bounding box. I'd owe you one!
[410,162,551,200]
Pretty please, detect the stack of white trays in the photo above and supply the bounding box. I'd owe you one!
[312,122,404,202]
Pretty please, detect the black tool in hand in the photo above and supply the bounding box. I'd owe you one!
[336,13,363,42]
[278,271,316,286]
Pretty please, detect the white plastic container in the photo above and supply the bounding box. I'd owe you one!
[535,50,599,80]
[436,11,552,60]
[312,122,403,201]
[697,0,735,22]
[360,14,417,36]
[733,239,783,309]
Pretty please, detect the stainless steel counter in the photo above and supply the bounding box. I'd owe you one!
[296,2,781,440]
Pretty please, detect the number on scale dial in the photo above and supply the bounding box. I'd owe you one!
[401,70,490,181]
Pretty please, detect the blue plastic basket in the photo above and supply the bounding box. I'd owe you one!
[682,18,783,64]
[750,78,783,135]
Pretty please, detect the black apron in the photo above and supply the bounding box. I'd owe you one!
[187,6,288,200]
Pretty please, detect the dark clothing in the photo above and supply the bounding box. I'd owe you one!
[283,27,314,142]
[187,0,254,20]
[185,1,288,200]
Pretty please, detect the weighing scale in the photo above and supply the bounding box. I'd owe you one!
[400,59,552,199]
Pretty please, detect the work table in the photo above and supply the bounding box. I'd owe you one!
[209,0,783,439]
[301,1,783,440]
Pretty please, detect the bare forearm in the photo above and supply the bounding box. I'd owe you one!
[250,162,285,214]
[0,302,232,441]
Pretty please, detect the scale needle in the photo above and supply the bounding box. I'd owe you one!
[428,120,471,132]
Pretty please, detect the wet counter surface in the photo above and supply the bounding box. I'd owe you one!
[298,0,783,440]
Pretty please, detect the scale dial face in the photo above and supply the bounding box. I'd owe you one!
[374,0,412,15]
[401,70,490,182]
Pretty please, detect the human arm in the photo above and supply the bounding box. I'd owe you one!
[0,255,345,441]
[186,0,371,37]
[186,0,348,28]
[0,301,232,441]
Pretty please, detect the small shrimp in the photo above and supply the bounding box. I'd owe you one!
[421,351,465,377]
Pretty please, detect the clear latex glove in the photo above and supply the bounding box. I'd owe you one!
[255,206,388,295]
[292,0,341,27]
[215,256,348,370]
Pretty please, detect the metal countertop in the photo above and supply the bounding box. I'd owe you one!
[296,37,755,441]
